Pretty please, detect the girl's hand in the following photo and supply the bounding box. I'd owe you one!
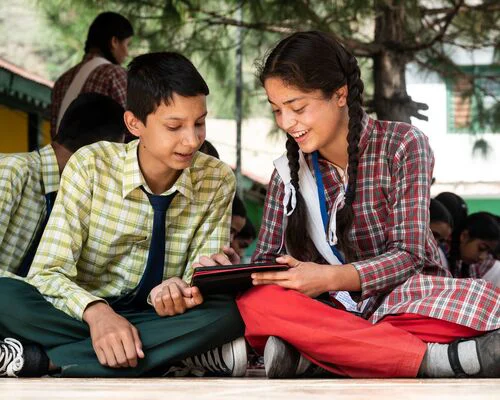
[251,254,337,298]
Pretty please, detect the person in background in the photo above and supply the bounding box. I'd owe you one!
[50,11,133,138]
[199,140,220,159]
[233,220,257,263]
[429,198,454,268]
[449,212,500,287]
[231,195,247,243]
[0,93,126,278]
[435,192,468,251]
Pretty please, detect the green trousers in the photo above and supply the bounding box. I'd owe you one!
[0,278,244,377]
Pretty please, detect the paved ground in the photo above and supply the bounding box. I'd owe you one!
[1,377,499,400]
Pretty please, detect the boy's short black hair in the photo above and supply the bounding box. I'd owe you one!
[127,52,209,124]
[54,93,125,152]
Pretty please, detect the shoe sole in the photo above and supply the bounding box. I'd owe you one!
[264,336,299,379]
[230,337,248,377]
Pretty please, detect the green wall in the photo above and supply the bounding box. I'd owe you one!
[465,198,500,215]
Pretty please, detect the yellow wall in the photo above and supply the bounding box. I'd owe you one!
[40,119,51,146]
[0,104,51,153]
[0,105,28,153]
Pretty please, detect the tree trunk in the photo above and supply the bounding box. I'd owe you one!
[373,1,413,123]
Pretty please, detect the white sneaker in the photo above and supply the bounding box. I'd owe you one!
[181,337,247,377]
[0,338,24,377]
[264,336,310,378]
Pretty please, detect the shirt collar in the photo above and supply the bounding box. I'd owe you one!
[39,145,60,194]
[122,140,195,200]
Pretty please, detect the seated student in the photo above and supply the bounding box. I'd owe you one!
[0,93,126,278]
[233,220,257,262]
[429,198,454,269]
[199,139,220,159]
[231,195,247,243]
[449,212,500,286]
[482,224,500,287]
[201,31,500,378]
[436,191,468,244]
[0,52,245,378]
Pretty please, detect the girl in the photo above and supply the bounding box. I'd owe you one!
[449,212,500,286]
[51,12,134,138]
[233,31,500,378]
[429,198,454,268]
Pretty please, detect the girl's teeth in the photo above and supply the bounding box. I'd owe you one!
[291,130,308,138]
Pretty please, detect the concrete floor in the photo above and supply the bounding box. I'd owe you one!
[1,377,499,400]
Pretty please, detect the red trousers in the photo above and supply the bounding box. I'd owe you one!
[236,285,482,378]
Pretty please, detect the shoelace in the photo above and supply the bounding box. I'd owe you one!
[183,346,230,374]
[0,338,24,377]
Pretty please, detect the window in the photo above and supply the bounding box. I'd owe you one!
[446,65,500,134]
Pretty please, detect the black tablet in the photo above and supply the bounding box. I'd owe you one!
[191,263,289,295]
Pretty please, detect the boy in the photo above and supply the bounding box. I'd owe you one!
[0,52,245,378]
[0,93,126,278]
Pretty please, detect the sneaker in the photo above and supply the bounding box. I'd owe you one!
[0,338,24,377]
[449,329,500,378]
[181,337,247,377]
[264,336,311,378]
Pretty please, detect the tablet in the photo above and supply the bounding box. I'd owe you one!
[191,262,289,295]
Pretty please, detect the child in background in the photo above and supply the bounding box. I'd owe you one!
[429,198,454,268]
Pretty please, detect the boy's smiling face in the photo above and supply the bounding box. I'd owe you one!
[126,93,207,192]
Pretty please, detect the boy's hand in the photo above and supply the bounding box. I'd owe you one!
[192,246,241,268]
[150,277,204,317]
[83,302,144,368]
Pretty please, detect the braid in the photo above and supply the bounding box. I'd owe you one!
[285,136,317,261]
[335,54,364,262]
[286,137,300,206]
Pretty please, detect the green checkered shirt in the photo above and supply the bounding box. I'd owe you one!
[0,145,60,277]
[28,140,235,320]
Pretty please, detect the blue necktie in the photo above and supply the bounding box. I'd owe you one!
[130,188,177,307]
[17,191,57,277]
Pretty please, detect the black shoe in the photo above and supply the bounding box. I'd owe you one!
[0,338,24,377]
[180,337,247,377]
[448,329,500,378]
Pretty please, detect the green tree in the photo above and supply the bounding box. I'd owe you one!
[39,0,499,125]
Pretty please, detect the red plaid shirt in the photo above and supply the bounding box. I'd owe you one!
[254,113,500,331]
[50,53,127,138]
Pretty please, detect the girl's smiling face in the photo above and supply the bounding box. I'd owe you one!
[264,77,349,159]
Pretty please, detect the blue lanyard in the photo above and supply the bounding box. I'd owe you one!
[311,151,345,264]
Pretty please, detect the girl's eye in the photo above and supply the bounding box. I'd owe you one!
[272,109,281,115]
[166,125,181,131]
[293,106,306,113]
[195,121,206,127]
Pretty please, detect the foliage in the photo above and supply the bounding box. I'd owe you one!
[35,0,499,125]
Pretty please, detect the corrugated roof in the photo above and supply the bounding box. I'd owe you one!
[0,57,53,112]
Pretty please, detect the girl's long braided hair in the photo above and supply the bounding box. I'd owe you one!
[259,31,364,262]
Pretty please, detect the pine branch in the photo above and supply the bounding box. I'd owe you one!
[398,0,464,52]
[420,1,500,16]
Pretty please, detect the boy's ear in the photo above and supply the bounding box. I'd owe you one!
[124,111,143,138]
